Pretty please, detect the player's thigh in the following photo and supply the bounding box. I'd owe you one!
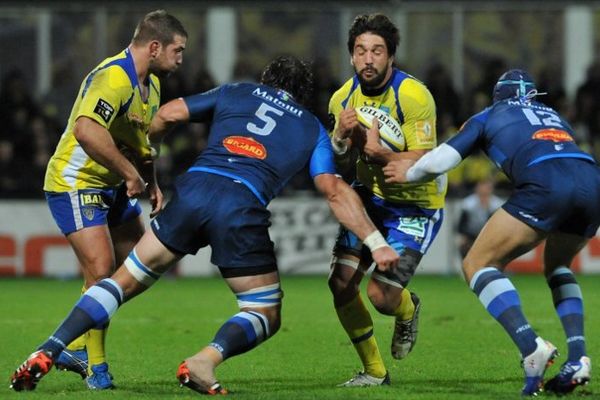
[544,232,588,277]
[110,215,145,266]
[107,184,145,265]
[67,224,115,282]
[112,228,183,299]
[463,208,545,280]
[328,255,367,306]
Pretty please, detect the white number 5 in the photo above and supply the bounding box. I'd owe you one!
[247,103,284,136]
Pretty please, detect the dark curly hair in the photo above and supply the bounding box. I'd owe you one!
[347,14,400,56]
[260,56,313,106]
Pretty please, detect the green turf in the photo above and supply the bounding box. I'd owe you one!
[1,275,599,399]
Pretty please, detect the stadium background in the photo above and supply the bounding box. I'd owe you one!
[2,0,600,277]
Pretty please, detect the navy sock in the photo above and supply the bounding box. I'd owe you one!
[547,267,586,361]
[39,279,123,358]
[470,267,538,357]
[209,311,269,360]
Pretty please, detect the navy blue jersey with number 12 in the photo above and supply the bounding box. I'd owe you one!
[183,83,336,205]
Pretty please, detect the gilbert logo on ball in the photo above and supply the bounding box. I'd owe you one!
[355,106,405,151]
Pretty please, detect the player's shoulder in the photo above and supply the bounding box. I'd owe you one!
[329,77,357,105]
[90,50,136,90]
[396,71,434,106]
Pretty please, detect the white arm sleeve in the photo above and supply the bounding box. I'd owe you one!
[406,143,463,182]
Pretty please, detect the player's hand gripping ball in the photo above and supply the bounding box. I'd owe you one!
[355,106,405,152]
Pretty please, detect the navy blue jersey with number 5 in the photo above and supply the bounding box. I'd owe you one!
[448,98,595,184]
[183,83,336,205]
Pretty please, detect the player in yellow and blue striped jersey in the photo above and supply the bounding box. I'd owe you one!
[327,13,446,387]
[41,10,186,390]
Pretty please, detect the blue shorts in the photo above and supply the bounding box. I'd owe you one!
[334,184,444,266]
[45,184,142,235]
[151,172,277,274]
[504,158,600,237]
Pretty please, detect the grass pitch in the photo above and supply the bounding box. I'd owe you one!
[1,275,599,399]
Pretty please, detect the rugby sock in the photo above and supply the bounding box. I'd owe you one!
[394,288,415,321]
[470,267,538,357]
[209,311,269,360]
[336,294,386,378]
[39,279,123,358]
[66,285,89,352]
[87,326,108,371]
[547,267,586,361]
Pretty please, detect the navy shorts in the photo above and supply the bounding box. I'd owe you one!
[45,184,142,235]
[504,158,600,237]
[151,172,277,272]
[334,184,443,285]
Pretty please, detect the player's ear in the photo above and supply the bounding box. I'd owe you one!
[350,56,354,66]
[149,40,161,59]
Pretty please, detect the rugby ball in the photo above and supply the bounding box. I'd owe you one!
[355,106,405,152]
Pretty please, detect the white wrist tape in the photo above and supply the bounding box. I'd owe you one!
[363,230,389,252]
[331,136,349,155]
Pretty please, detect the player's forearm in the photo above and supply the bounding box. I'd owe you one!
[326,179,379,241]
[149,98,190,146]
[74,119,139,181]
[406,143,462,182]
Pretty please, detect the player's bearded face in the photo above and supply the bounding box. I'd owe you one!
[151,35,186,78]
[352,33,393,90]
[356,63,389,89]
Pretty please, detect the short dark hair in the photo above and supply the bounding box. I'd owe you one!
[347,14,400,56]
[260,56,313,106]
[132,10,187,46]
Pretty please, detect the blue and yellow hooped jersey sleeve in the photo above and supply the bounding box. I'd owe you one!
[328,68,445,209]
[44,48,160,192]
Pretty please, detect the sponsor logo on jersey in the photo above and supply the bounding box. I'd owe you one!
[223,136,267,159]
[79,193,107,207]
[252,88,303,117]
[94,98,115,123]
[398,216,427,238]
[532,128,573,143]
[415,120,434,146]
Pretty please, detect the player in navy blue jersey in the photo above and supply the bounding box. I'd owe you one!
[10,56,399,394]
[381,69,598,396]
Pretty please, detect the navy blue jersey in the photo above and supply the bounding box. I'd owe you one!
[183,83,336,205]
[448,98,595,184]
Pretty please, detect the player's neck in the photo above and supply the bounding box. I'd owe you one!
[128,44,150,85]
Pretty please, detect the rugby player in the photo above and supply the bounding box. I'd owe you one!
[38,10,186,389]
[327,13,446,386]
[383,69,596,396]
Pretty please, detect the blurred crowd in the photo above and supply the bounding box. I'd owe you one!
[2,58,600,200]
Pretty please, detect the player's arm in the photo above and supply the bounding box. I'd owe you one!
[363,120,427,164]
[75,67,146,197]
[383,113,486,183]
[148,86,222,152]
[310,124,399,270]
[74,117,145,198]
[314,173,399,271]
[364,80,437,165]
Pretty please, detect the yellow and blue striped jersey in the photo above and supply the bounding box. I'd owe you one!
[44,48,160,191]
[329,68,445,209]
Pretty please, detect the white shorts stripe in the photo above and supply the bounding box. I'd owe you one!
[69,190,83,230]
